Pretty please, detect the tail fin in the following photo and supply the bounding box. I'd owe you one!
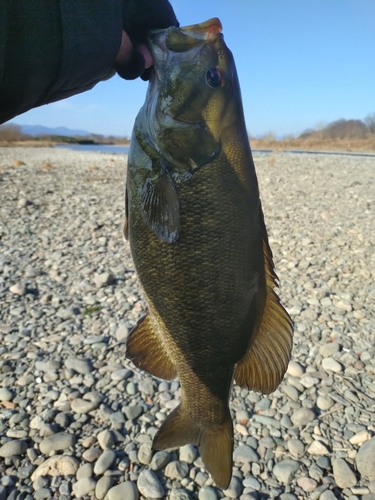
[152,404,233,489]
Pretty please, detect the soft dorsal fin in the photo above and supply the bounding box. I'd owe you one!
[126,314,177,380]
[234,205,293,394]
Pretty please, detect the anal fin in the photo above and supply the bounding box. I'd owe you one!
[126,314,177,380]
[235,206,293,394]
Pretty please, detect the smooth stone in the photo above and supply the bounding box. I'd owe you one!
[356,437,375,480]
[0,388,14,402]
[233,445,260,463]
[76,463,93,480]
[138,442,153,465]
[94,272,115,288]
[170,488,191,500]
[297,477,318,492]
[198,486,218,500]
[319,343,341,357]
[106,481,139,500]
[320,491,339,500]
[115,325,129,342]
[290,408,315,427]
[71,395,101,414]
[123,405,143,420]
[72,477,96,497]
[97,429,115,450]
[321,357,342,373]
[94,450,116,475]
[33,488,52,499]
[137,469,165,499]
[179,444,198,463]
[332,458,357,488]
[31,456,79,480]
[9,283,26,296]
[316,395,334,411]
[287,439,305,458]
[0,439,28,457]
[307,440,329,455]
[64,357,92,374]
[150,450,171,470]
[39,432,76,454]
[273,459,300,484]
[165,460,189,480]
[95,476,114,500]
[243,476,261,490]
[82,447,102,462]
[223,476,243,498]
[287,361,304,377]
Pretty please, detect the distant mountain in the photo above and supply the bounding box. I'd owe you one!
[299,119,370,140]
[17,124,91,137]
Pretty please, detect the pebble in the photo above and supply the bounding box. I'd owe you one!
[106,481,139,500]
[290,408,315,426]
[321,357,342,372]
[180,444,198,463]
[307,440,330,456]
[198,486,218,500]
[95,476,114,500]
[0,439,28,457]
[297,477,318,492]
[93,450,116,475]
[137,469,165,498]
[233,445,259,463]
[0,388,14,402]
[72,477,96,497]
[273,459,300,484]
[164,461,189,480]
[287,361,304,377]
[39,432,76,454]
[223,476,243,498]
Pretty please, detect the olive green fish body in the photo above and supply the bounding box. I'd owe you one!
[125,18,293,489]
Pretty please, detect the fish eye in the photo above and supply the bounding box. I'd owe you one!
[206,67,224,88]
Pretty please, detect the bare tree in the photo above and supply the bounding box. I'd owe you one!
[364,113,375,134]
[0,124,23,141]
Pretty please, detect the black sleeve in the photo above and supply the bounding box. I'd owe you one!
[0,0,123,124]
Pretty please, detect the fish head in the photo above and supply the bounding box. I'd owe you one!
[143,18,240,174]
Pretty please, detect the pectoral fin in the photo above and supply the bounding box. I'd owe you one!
[141,165,180,243]
[126,314,177,380]
[235,206,293,394]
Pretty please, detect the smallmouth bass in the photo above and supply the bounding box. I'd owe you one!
[124,18,293,489]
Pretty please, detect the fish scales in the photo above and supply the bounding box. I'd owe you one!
[124,18,293,489]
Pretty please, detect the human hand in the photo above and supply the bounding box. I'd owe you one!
[115,0,179,80]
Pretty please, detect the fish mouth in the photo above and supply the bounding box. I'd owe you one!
[180,17,223,39]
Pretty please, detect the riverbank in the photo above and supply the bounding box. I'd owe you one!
[0,147,374,500]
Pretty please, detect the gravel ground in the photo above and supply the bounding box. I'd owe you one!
[0,146,374,500]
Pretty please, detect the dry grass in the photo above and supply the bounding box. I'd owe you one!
[250,137,375,153]
[0,140,56,147]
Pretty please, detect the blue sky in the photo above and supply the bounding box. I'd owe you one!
[11,0,375,138]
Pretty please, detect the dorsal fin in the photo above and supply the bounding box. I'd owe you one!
[234,205,293,394]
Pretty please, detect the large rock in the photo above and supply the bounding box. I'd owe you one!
[356,436,375,480]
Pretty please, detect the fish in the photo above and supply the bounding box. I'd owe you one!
[124,18,293,489]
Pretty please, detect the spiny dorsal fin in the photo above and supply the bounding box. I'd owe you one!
[126,314,177,380]
[234,205,293,394]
